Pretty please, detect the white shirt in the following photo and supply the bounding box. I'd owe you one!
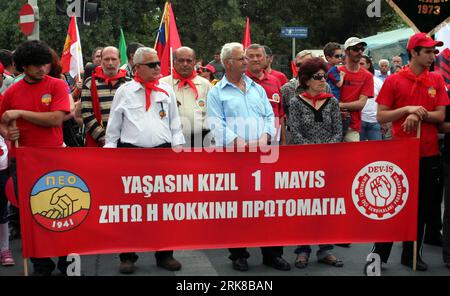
[159,75,211,137]
[362,76,383,123]
[105,80,185,148]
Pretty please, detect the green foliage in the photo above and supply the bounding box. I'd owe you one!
[0,0,409,64]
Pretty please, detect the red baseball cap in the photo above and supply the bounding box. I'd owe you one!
[0,63,4,75]
[198,64,216,74]
[407,33,443,53]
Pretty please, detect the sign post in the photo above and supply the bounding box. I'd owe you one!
[281,27,308,61]
[19,1,39,40]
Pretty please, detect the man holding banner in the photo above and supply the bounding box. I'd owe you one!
[105,47,185,273]
[371,33,448,271]
[207,42,290,271]
[0,40,71,276]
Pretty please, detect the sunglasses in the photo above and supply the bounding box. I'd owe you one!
[311,73,327,80]
[349,46,365,52]
[334,54,344,59]
[142,61,161,68]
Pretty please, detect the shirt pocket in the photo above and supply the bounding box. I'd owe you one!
[127,103,145,122]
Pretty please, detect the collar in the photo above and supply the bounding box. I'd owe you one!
[219,74,255,89]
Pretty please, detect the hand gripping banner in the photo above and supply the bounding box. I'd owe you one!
[17,139,420,258]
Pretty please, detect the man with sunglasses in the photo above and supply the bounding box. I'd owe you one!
[370,33,448,271]
[338,37,374,143]
[81,46,130,147]
[105,47,185,274]
[160,47,212,148]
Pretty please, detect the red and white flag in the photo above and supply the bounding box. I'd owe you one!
[61,16,84,79]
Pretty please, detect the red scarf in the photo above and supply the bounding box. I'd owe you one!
[300,92,333,107]
[397,65,433,97]
[172,70,198,99]
[134,74,169,111]
[90,66,127,126]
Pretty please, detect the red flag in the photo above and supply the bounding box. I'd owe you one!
[242,17,251,49]
[154,2,182,76]
[61,16,84,79]
[291,61,298,78]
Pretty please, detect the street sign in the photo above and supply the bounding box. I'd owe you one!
[281,27,308,39]
[19,4,36,36]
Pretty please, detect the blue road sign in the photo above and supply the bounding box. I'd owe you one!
[281,27,308,38]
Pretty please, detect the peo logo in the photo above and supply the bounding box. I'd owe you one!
[352,161,408,220]
[30,171,91,232]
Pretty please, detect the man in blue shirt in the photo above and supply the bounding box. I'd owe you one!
[207,42,290,272]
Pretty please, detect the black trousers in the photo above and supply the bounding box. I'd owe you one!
[372,156,440,263]
[443,162,450,263]
[424,154,443,239]
[117,141,174,262]
[228,247,283,261]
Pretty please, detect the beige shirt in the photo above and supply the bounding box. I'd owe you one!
[160,75,211,137]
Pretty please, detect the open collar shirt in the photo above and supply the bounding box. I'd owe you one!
[105,80,185,148]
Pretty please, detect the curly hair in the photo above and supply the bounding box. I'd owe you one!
[298,57,328,89]
[13,40,52,73]
[47,47,63,78]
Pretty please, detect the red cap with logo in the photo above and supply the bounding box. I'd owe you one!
[407,33,443,53]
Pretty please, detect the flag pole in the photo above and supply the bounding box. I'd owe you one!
[413,121,422,272]
[74,15,82,82]
[154,2,168,49]
[12,120,26,275]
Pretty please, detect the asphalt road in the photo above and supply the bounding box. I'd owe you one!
[1,237,449,276]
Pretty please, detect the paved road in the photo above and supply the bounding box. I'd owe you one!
[1,238,449,276]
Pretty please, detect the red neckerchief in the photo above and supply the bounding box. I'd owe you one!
[398,65,433,86]
[90,66,127,126]
[397,65,433,97]
[134,73,169,111]
[300,92,334,107]
[172,70,198,99]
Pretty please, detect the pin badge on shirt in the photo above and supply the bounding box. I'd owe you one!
[197,98,206,108]
[159,102,166,118]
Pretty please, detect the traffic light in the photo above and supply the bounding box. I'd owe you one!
[83,0,100,24]
[54,0,101,24]
[55,0,67,15]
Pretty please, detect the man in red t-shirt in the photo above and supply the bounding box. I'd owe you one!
[371,33,448,271]
[0,40,70,276]
[339,37,374,142]
[263,45,289,86]
[246,44,286,145]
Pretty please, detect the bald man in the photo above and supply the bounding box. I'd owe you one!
[160,47,212,148]
[81,46,131,146]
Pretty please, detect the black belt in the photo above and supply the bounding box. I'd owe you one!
[117,141,171,149]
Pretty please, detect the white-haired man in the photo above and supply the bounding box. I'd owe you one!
[207,42,290,272]
[105,47,185,274]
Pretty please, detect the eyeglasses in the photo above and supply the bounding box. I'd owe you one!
[142,61,161,68]
[311,73,327,81]
[333,54,344,59]
[349,46,365,52]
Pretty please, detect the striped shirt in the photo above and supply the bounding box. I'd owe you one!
[81,75,131,140]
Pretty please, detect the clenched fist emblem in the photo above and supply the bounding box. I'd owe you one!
[370,175,392,207]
